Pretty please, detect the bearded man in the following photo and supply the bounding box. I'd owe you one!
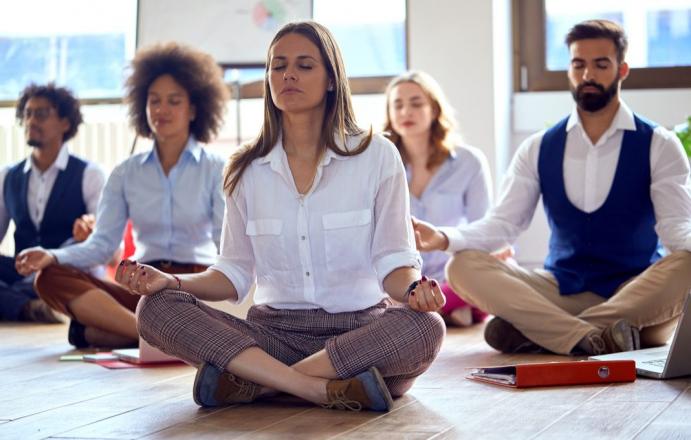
[413,19,691,356]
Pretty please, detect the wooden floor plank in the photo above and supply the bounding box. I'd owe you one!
[534,401,669,439]
[0,371,195,439]
[51,395,213,439]
[0,365,193,420]
[594,377,690,403]
[334,399,453,439]
[409,381,607,439]
[1,322,690,439]
[635,383,691,440]
[142,404,316,440]
[233,408,379,439]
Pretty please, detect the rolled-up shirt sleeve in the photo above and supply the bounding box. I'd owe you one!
[209,186,256,304]
[440,133,543,253]
[649,128,691,252]
[371,148,422,285]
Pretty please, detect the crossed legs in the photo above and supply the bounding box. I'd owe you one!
[445,250,691,354]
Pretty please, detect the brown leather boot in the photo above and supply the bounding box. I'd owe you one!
[602,320,640,353]
[193,363,262,407]
[484,317,547,354]
[324,367,393,412]
[584,319,641,355]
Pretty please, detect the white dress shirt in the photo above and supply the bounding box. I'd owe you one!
[408,145,491,280]
[51,137,224,269]
[441,102,691,253]
[210,133,422,313]
[0,144,105,245]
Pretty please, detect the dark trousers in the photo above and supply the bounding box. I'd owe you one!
[0,256,37,320]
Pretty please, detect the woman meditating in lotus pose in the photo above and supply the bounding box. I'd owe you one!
[115,21,446,412]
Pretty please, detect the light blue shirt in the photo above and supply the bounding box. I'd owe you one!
[408,145,492,281]
[52,137,225,269]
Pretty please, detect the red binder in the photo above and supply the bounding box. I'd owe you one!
[466,360,636,388]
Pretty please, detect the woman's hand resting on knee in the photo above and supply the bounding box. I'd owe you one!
[406,277,446,312]
[115,260,176,296]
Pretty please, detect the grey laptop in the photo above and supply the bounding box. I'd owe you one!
[590,293,691,379]
[112,337,180,364]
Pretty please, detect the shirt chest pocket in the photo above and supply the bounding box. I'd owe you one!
[246,219,290,270]
[322,209,372,273]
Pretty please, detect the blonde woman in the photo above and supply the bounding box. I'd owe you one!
[385,71,492,326]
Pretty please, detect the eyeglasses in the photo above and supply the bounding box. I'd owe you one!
[22,107,54,122]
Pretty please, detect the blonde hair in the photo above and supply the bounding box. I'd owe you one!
[223,21,372,195]
[384,71,457,169]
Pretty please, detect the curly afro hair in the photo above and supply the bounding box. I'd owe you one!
[125,42,229,143]
[15,82,83,143]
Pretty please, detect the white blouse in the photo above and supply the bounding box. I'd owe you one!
[210,133,422,313]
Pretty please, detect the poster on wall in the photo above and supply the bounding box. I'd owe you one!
[137,0,312,65]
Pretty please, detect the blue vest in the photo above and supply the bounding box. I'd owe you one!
[538,115,662,298]
[3,155,88,255]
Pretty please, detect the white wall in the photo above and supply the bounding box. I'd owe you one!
[408,0,511,187]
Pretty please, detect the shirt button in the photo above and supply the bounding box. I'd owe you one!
[305,271,310,277]
[301,236,306,240]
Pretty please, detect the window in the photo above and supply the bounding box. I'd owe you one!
[0,0,137,103]
[313,0,407,78]
[515,0,691,91]
[234,0,407,97]
[1,0,406,103]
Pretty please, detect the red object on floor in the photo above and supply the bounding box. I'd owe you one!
[106,220,136,280]
[440,281,488,323]
[122,220,135,260]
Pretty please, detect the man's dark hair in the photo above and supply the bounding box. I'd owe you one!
[125,42,229,143]
[565,19,628,64]
[15,83,83,142]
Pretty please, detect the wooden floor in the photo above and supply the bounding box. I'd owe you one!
[1,320,690,440]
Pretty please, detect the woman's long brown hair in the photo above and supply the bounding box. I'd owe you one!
[223,21,372,196]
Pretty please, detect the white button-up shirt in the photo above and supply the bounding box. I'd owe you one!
[210,133,421,313]
[442,102,691,253]
[408,145,492,281]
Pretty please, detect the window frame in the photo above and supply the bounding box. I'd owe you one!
[514,0,691,92]
[230,0,410,100]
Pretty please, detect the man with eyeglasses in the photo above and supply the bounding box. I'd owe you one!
[0,83,105,323]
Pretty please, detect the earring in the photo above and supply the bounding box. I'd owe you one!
[327,84,334,92]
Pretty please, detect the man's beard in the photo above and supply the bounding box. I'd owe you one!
[26,127,43,148]
[571,75,619,113]
[27,138,43,148]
